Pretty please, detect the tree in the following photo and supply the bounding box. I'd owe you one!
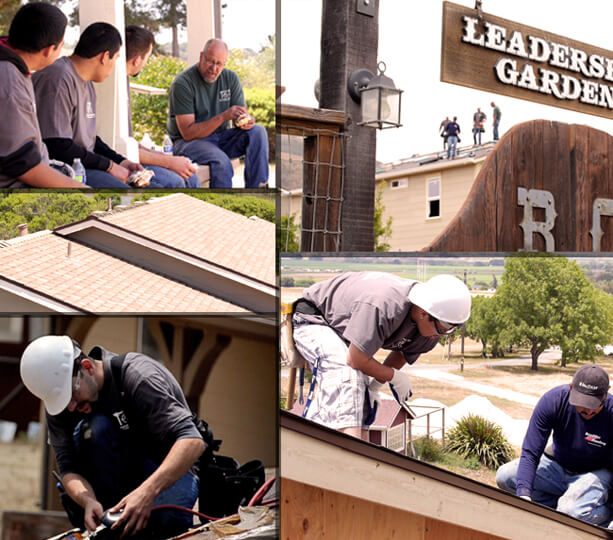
[496,257,613,370]
[0,193,113,239]
[132,192,275,223]
[46,0,167,46]
[153,0,185,58]
[0,0,20,35]
[464,295,509,358]
[374,187,393,252]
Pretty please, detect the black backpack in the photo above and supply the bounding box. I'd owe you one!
[110,355,265,521]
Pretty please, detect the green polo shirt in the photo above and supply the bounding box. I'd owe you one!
[167,65,245,141]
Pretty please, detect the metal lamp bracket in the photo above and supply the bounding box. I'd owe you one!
[356,0,375,17]
[347,68,374,102]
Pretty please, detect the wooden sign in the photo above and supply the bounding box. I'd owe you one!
[425,120,613,252]
[441,1,613,120]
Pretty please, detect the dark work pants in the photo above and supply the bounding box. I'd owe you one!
[66,413,198,538]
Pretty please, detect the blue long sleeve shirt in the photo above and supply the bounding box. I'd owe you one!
[516,385,613,497]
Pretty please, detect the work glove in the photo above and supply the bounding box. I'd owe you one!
[389,368,412,404]
[364,378,383,426]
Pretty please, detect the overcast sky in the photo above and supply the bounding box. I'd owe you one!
[281,0,613,163]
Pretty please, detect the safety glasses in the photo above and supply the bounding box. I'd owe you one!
[429,315,460,335]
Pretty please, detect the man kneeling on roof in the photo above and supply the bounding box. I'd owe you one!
[20,335,205,538]
[496,365,613,527]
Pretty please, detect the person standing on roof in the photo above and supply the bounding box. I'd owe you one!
[20,336,206,538]
[472,107,486,146]
[496,365,613,526]
[491,101,501,141]
[446,117,460,159]
[291,272,471,440]
[439,116,450,150]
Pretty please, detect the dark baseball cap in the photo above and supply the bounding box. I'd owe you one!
[569,365,610,409]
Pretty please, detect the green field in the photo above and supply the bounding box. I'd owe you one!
[280,255,613,291]
[280,256,505,287]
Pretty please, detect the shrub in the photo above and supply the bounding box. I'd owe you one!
[413,436,444,462]
[278,215,300,252]
[445,414,514,470]
[245,87,275,160]
[131,55,188,145]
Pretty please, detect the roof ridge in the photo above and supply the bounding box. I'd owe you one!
[89,193,186,219]
[0,229,51,248]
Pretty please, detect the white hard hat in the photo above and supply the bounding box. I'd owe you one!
[408,275,471,324]
[20,335,79,415]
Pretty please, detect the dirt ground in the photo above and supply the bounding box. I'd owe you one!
[0,438,42,521]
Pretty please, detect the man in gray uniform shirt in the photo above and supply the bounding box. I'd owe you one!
[292,272,471,439]
[20,335,205,538]
[33,22,148,188]
[0,3,86,188]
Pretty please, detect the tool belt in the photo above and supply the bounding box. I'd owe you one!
[194,417,265,520]
[292,298,324,317]
[199,455,265,520]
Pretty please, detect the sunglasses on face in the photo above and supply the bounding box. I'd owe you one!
[428,315,460,335]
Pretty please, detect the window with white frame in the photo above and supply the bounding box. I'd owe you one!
[391,178,408,189]
[427,177,441,219]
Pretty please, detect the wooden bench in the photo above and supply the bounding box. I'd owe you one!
[194,159,240,188]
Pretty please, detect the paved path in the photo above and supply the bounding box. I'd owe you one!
[407,367,539,406]
[282,349,564,408]
[405,349,563,407]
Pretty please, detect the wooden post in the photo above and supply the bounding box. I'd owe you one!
[186,0,216,67]
[319,0,379,251]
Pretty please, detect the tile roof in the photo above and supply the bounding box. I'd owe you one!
[0,230,247,314]
[93,194,275,285]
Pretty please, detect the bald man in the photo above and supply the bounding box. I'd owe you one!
[167,38,269,188]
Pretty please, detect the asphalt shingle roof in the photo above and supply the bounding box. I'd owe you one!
[0,192,279,313]
[0,232,248,313]
[95,194,275,285]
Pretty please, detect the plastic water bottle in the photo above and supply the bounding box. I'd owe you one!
[72,158,86,184]
[163,135,173,155]
[141,133,153,149]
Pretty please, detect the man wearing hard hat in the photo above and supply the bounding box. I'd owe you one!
[20,336,205,538]
[291,272,471,439]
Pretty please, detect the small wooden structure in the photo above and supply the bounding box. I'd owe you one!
[278,104,345,251]
[367,399,409,455]
[426,120,613,251]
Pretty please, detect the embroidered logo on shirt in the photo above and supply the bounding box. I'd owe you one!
[390,337,412,350]
[113,410,130,430]
[584,432,606,447]
[86,101,95,119]
[219,89,231,102]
